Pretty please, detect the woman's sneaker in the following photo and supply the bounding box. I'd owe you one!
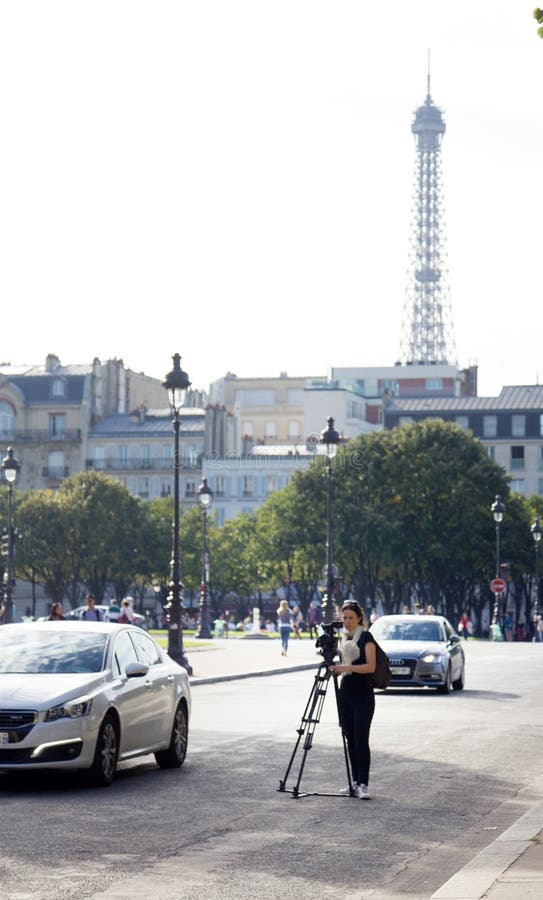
[355,783,371,800]
[339,783,357,796]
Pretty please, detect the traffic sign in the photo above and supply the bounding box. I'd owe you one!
[490,577,506,594]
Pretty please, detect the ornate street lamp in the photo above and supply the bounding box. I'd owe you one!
[531,518,541,633]
[163,354,192,673]
[1,447,20,624]
[196,476,213,639]
[491,494,505,633]
[318,417,340,625]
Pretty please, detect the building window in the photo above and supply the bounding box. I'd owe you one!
[94,447,106,469]
[185,480,196,498]
[486,446,496,461]
[47,450,65,478]
[49,413,65,439]
[510,479,525,494]
[539,447,543,470]
[242,421,254,437]
[138,477,150,498]
[426,378,443,391]
[288,420,300,438]
[160,478,171,497]
[540,415,543,437]
[162,443,171,465]
[539,479,543,495]
[266,475,278,494]
[118,445,129,469]
[242,475,254,497]
[141,445,151,469]
[235,390,275,406]
[51,378,66,398]
[265,421,276,439]
[287,390,304,405]
[483,416,497,438]
[512,415,526,437]
[511,446,525,470]
[185,444,199,467]
[455,416,469,430]
[0,401,14,440]
[215,475,225,497]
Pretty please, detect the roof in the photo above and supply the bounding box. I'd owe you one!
[386,385,543,414]
[89,410,205,438]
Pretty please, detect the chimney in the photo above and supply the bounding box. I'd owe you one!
[45,354,61,373]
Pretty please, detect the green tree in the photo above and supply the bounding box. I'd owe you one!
[534,8,543,38]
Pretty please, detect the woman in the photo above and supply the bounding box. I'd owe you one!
[329,601,376,800]
[47,602,65,620]
[277,599,293,656]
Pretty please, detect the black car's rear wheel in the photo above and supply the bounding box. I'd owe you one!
[155,701,188,769]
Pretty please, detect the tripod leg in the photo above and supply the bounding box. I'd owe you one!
[278,664,330,797]
[332,674,355,796]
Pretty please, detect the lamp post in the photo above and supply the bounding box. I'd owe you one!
[319,416,340,625]
[196,476,213,639]
[163,354,192,673]
[531,517,541,636]
[491,494,505,632]
[1,447,20,624]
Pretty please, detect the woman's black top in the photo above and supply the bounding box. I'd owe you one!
[340,632,375,695]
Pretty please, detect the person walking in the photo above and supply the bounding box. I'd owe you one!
[79,594,104,621]
[118,597,135,624]
[277,599,293,656]
[47,602,65,620]
[329,600,376,800]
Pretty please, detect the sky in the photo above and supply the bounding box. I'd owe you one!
[0,2,541,398]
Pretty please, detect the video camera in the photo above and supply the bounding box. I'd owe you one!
[315,621,343,666]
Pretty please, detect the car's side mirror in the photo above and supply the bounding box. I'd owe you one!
[449,634,461,644]
[125,661,149,678]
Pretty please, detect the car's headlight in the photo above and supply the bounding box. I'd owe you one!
[421,653,442,664]
[44,698,93,721]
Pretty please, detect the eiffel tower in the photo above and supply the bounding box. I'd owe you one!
[398,62,456,366]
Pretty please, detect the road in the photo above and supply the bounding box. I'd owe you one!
[0,641,542,900]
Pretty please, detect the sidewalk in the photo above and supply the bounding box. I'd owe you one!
[186,635,543,900]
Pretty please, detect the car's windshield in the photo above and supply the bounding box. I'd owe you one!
[0,631,107,674]
[372,620,442,643]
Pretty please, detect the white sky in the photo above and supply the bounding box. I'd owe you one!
[0,2,541,398]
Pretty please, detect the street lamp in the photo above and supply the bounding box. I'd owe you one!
[163,354,192,673]
[1,447,20,624]
[319,416,340,625]
[196,476,213,640]
[491,494,505,632]
[531,518,541,633]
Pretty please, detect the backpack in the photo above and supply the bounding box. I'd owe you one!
[361,632,392,690]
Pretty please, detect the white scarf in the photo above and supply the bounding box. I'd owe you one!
[340,625,365,669]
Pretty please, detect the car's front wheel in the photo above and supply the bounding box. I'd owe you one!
[436,664,452,694]
[155,701,188,769]
[453,664,465,691]
[87,713,119,786]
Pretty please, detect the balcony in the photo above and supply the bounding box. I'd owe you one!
[15,429,82,443]
[42,466,70,479]
[85,457,200,473]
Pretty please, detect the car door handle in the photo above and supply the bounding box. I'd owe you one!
[167,674,175,682]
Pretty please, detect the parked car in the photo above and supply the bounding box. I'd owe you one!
[0,621,191,785]
[68,605,148,629]
[370,614,465,693]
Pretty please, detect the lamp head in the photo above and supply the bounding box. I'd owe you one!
[319,416,340,459]
[197,477,213,509]
[2,447,20,485]
[163,353,191,412]
[532,518,542,544]
[491,494,505,524]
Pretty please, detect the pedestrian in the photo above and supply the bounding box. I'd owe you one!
[402,604,411,614]
[535,615,543,643]
[425,604,435,615]
[79,594,104,622]
[118,597,135,624]
[105,598,121,622]
[515,620,526,642]
[329,600,376,800]
[277,599,293,656]
[503,612,513,642]
[47,602,65,620]
[457,610,472,640]
[291,605,303,638]
[308,604,319,639]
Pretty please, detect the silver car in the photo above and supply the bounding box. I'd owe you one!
[370,614,465,693]
[0,622,190,785]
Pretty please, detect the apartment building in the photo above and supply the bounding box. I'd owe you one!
[383,385,543,496]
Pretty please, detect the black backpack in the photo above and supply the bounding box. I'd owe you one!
[361,632,392,690]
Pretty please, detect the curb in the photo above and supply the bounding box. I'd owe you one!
[431,799,543,899]
[190,662,319,686]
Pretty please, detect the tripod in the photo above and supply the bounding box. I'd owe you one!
[277,660,354,799]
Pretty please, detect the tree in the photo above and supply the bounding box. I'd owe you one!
[534,8,543,38]
[17,490,74,605]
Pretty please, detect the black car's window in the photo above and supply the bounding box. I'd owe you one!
[112,631,139,676]
[130,630,162,667]
[0,630,107,674]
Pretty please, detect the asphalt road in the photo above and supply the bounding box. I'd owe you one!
[1,641,542,900]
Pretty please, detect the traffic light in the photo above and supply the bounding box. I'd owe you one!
[1,526,8,558]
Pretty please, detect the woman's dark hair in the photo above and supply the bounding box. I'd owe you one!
[341,601,367,628]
